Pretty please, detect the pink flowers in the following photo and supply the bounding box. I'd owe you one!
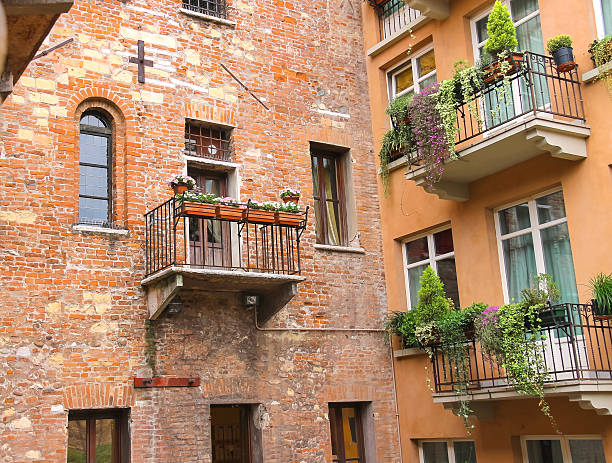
[477,306,500,326]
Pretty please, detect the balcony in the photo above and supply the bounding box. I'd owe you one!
[142,197,308,322]
[405,52,590,201]
[367,0,427,56]
[430,303,612,416]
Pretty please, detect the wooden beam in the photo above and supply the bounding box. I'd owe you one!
[3,0,73,16]
[134,377,200,388]
[146,274,183,319]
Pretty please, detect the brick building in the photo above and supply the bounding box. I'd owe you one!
[0,0,401,462]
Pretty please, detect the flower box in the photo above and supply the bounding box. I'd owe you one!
[247,209,277,224]
[180,202,218,218]
[217,205,245,221]
[276,211,302,227]
[482,52,524,85]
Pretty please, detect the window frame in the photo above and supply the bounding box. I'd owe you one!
[181,0,227,19]
[401,226,457,309]
[68,408,130,463]
[79,110,113,227]
[594,0,611,38]
[310,150,347,246]
[184,120,232,162]
[520,435,606,463]
[418,439,478,463]
[493,188,572,304]
[387,45,437,102]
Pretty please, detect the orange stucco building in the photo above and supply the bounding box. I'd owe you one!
[362,0,612,462]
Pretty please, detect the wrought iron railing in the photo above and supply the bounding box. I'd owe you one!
[144,197,307,277]
[431,303,612,394]
[372,0,422,41]
[182,0,227,18]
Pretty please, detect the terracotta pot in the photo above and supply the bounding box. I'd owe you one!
[217,205,245,221]
[180,202,218,218]
[172,183,189,195]
[282,196,300,204]
[552,47,576,73]
[276,211,302,226]
[247,209,277,224]
[483,52,524,85]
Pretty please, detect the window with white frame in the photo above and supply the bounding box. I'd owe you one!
[402,229,459,309]
[594,0,612,37]
[388,48,437,101]
[521,436,607,463]
[419,440,477,463]
[495,190,579,304]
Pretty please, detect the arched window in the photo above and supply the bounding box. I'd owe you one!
[79,111,112,226]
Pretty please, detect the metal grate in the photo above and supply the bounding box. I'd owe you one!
[376,0,422,41]
[182,0,227,19]
[185,122,232,162]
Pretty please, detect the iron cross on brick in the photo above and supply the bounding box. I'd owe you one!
[129,40,153,84]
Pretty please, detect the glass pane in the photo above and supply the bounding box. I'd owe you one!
[434,229,454,256]
[604,0,612,35]
[323,157,339,201]
[526,440,564,463]
[536,191,566,224]
[423,442,449,463]
[511,0,539,22]
[516,14,544,54]
[541,223,579,303]
[67,419,87,463]
[476,16,489,44]
[396,66,414,95]
[81,114,107,128]
[420,73,437,91]
[79,165,108,198]
[499,203,531,235]
[189,218,201,242]
[569,439,607,463]
[418,50,436,77]
[95,418,116,463]
[454,441,477,463]
[502,233,537,303]
[406,237,429,264]
[207,220,222,244]
[326,200,342,246]
[311,156,320,196]
[79,197,109,225]
[80,133,108,165]
[341,407,360,460]
[408,264,428,308]
[438,258,460,309]
[314,198,323,243]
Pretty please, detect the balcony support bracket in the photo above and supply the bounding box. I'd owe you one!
[147,274,184,320]
[525,126,588,160]
[416,179,469,202]
[404,0,449,20]
[256,282,299,325]
[568,392,612,416]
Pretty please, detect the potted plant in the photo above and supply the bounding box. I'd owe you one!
[178,192,219,218]
[520,274,561,328]
[276,201,302,226]
[216,197,246,221]
[461,302,488,339]
[169,174,196,195]
[588,35,612,67]
[589,272,612,320]
[280,188,301,204]
[413,266,451,347]
[383,310,419,349]
[246,201,278,224]
[482,1,523,84]
[547,35,575,72]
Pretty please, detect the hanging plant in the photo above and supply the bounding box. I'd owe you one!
[589,36,612,97]
[452,60,485,125]
[379,94,414,192]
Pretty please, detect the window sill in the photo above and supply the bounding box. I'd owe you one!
[72,224,129,236]
[184,154,239,171]
[582,62,612,83]
[394,347,426,358]
[314,244,365,254]
[179,8,236,27]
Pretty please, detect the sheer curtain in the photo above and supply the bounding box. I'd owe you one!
[503,234,538,303]
[603,0,612,35]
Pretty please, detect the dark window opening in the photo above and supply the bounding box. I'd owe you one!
[79,111,112,227]
[68,409,129,463]
[311,150,347,246]
[211,405,252,463]
[185,121,232,162]
[329,403,366,463]
[182,0,227,20]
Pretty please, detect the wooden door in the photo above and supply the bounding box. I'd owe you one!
[329,404,366,463]
[187,169,232,267]
[211,405,252,463]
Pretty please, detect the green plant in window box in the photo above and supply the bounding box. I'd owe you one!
[520,273,561,328]
[383,310,419,349]
[589,272,612,319]
[588,36,612,97]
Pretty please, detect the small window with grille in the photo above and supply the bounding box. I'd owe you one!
[182,0,227,19]
[185,121,232,162]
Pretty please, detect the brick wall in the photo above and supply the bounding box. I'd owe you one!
[0,0,399,461]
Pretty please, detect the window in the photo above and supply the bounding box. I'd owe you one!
[329,403,366,463]
[522,436,606,463]
[311,150,346,246]
[389,48,437,101]
[594,0,612,37]
[185,121,232,162]
[68,409,129,463]
[495,190,578,304]
[419,440,477,463]
[182,0,227,18]
[210,405,253,463]
[402,229,459,309]
[79,111,112,226]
